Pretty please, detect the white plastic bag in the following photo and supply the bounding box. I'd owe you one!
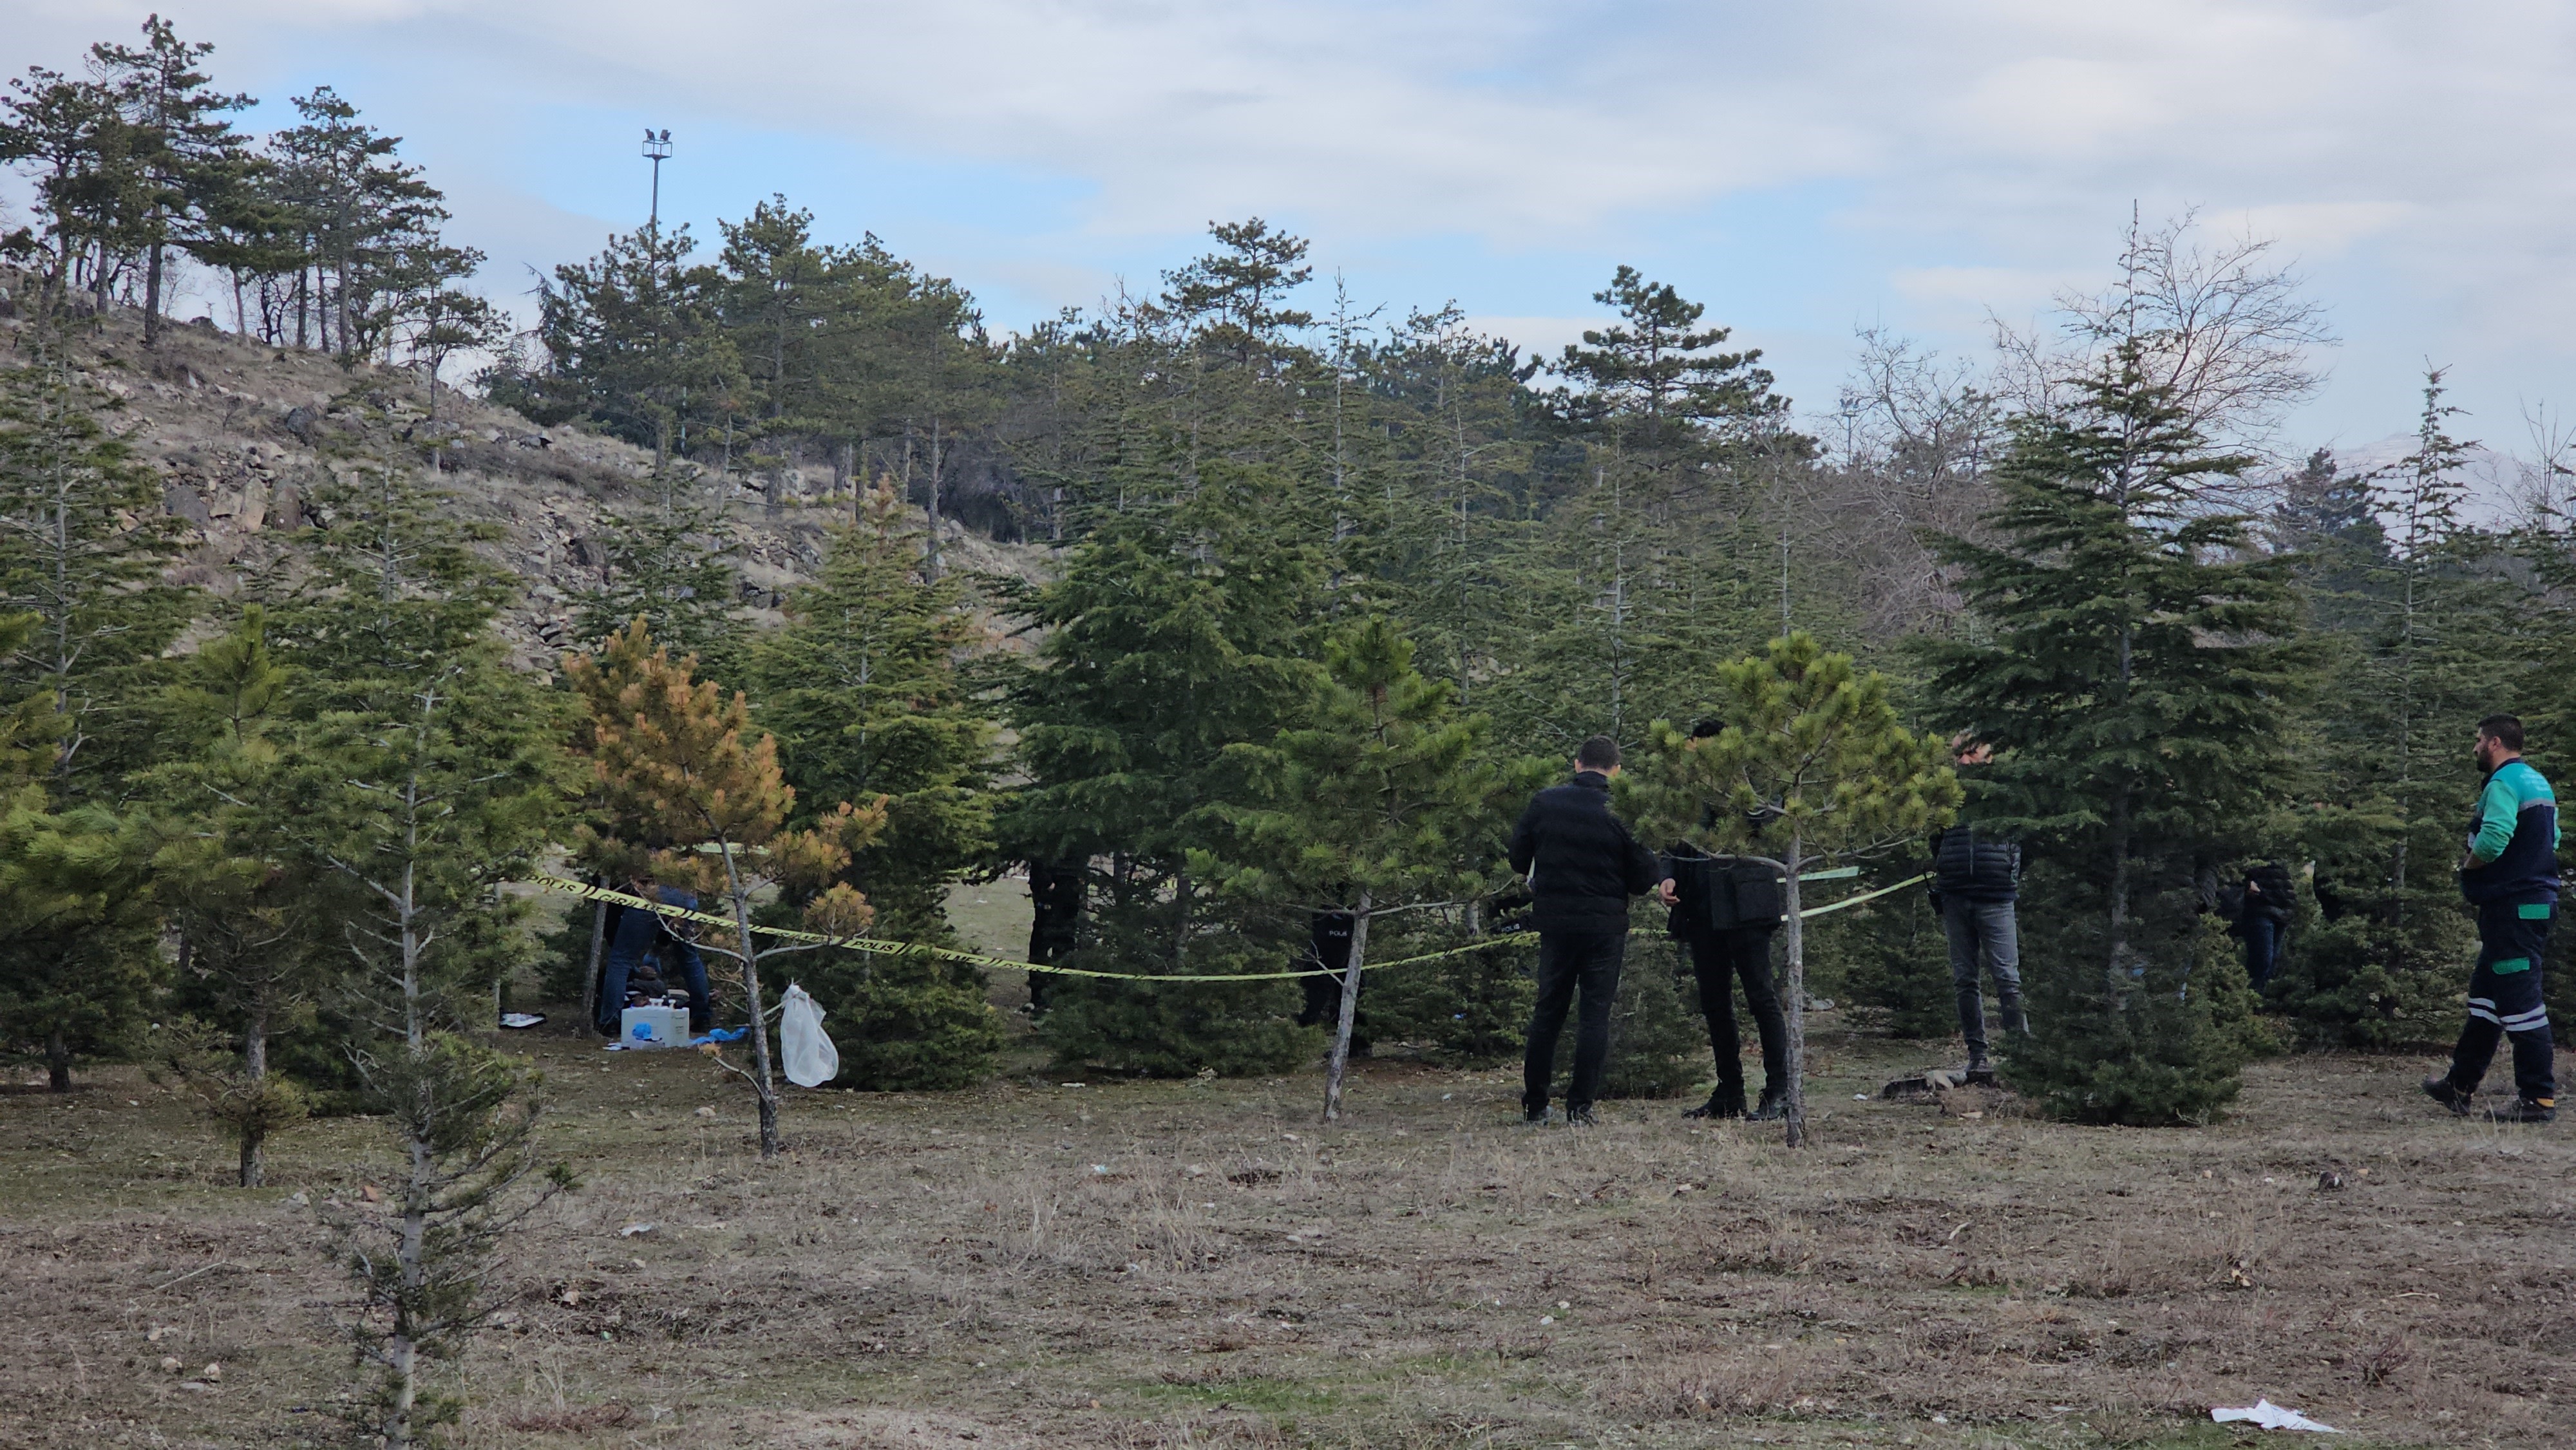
[779,984,839,1088]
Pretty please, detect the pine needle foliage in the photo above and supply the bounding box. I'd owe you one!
[566,617,885,1151]
[1210,614,1518,1118]
[1922,349,2307,1124]
[1625,631,1957,1144]
[749,486,1003,1089]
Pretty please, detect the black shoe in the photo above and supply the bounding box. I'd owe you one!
[1684,1089,1747,1120]
[1747,1093,1788,1122]
[1566,1105,1597,1127]
[2422,1075,2474,1116]
[1522,1106,1550,1125]
[2486,1098,2556,1124]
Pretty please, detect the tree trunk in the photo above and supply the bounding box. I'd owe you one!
[240,997,270,1189]
[579,896,609,1032]
[923,417,945,581]
[46,1026,71,1093]
[1322,893,1372,1122]
[1779,842,1808,1147]
[144,240,165,347]
[719,847,782,1158]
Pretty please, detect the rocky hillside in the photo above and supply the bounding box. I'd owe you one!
[0,285,1048,667]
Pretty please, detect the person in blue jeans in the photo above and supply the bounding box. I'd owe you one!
[2425,714,2558,1124]
[1931,821,2022,1075]
[596,878,714,1036]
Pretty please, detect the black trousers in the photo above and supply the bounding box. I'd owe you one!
[2446,898,2557,1104]
[1524,928,1627,1114]
[1687,927,1786,1107]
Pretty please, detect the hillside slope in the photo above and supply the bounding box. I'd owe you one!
[0,285,1048,666]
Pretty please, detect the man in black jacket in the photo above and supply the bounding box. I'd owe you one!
[1669,848,1790,1121]
[2231,860,2298,992]
[1508,735,1673,1125]
[1929,822,2022,1075]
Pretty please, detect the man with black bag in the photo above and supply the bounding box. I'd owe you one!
[1508,735,1674,1125]
[1668,845,1790,1119]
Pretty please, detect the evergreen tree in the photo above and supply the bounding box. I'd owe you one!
[259,465,567,1445]
[1625,631,1956,1144]
[0,330,193,795]
[568,485,746,683]
[1210,614,1513,1119]
[0,781,158,1091]
[2272,373,2519,1045]
[0,63,129,315]
[143,608,337,1185]
[1922,348,2306,1124]
[567,618,885,1153]
[0,326,185,1090]
[88,15,255,347]
[1505,268,1813,748]
[261,86,478,361]
[1008,471,1327,1077]
[500,222,741,470]
[748,482,1003,1089]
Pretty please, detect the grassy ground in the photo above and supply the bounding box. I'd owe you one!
[5,961,2571,1447]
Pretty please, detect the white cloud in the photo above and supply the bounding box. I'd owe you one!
[6,1,2571,439]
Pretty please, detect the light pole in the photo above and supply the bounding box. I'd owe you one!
[642,128,672,228]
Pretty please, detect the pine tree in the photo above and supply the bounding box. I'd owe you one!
[2271,373,2519,1045]
[747,483,1003,1089]
[87,16,254,348]
[568,485,746,683]
[1211,614,1513,1119]
[499,221,741,471]
[142,608,336,1185]
[0,329,193,795]
[0,326,187,1091]
[1625,631,1957,1144]
[249,458,569,1444]
[1009,474,1327,1077]
[567,618,886,1153]
[1922,347,2308,1124]
[0,783,158,1091]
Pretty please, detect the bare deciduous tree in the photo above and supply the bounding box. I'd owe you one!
[1992,210,2338,501]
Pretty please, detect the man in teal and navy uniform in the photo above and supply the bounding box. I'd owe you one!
[2425,713,2559,1124]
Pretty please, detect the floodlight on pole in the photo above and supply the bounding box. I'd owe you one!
[642,128,672,228]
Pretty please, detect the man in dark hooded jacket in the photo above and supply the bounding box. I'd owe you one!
[1507,735,1672,1125]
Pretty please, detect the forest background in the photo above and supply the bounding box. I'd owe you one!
[11,17,2576,1162]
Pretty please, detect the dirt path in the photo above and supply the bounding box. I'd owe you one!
[2,1026,2565,1448]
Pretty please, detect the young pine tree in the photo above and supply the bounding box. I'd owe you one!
[1625,632,1957,1145]
[1212,615,1513,1120]
[265,466,568,1445]
[1009,475,1327,1078]
[1923,349,2306,1124]
[143,608,336,1186]
[567,618,886,1153]
[0,325,193,796]
[2273,372,2524,1045]
[748,482,1002,1089]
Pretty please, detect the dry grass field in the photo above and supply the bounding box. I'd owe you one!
[5,973,2573,1449]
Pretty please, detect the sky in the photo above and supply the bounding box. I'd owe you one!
[8,1,2574,460]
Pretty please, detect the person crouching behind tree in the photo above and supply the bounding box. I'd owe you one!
[1930,737,2022,1077]
[1508,734,1674,1126]
[2425,714,2559,1124]
[597,876,714,1037]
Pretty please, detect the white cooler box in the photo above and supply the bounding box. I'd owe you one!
[618,1002,692,1048]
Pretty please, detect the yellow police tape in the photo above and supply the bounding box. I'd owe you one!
[535,871,1931,984]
